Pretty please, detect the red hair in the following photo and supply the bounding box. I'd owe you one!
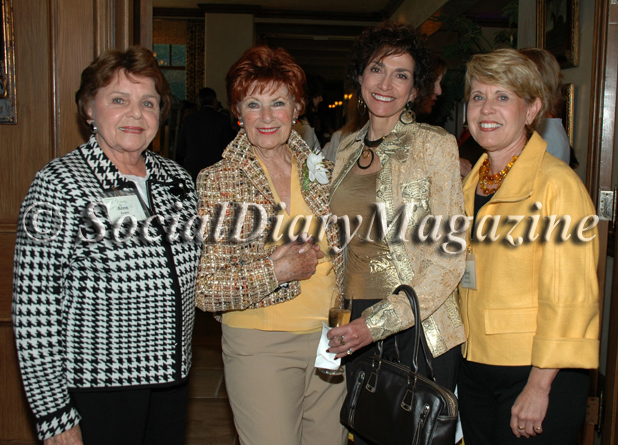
[226,46,306,118]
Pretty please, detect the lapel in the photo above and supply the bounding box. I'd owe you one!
[462,131,548,216]
[330,120,415,197]
[78,134,174,191]
[222,129,332,216]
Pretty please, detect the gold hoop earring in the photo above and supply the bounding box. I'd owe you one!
[357,95,366,115]
[399,101,416,125]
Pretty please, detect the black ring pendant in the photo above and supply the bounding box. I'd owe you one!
[356,149,375,170]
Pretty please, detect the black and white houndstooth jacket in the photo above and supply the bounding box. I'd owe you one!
[12,135,202,440]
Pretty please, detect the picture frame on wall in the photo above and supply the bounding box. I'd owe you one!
[561,83,574,147]
[536,0,579,69]
[1,0,16,124]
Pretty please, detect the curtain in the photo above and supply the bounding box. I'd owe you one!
[186,21,205,105]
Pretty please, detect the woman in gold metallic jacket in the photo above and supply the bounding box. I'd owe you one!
[326,23,466,445]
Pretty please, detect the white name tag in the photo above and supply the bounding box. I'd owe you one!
[460,253,477,290]
[102,194,148,223]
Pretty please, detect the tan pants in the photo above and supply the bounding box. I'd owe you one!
[222,325,348,445]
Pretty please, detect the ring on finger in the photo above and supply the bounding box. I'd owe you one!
[534,426,542,431]
[346,348,353,355]
[339,335,345,346]
[517,426,525,431]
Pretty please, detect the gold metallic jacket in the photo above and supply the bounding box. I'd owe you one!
[195,129,344,313]
[331,120,466,357]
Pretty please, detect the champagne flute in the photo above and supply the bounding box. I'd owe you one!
[320,290,353,376]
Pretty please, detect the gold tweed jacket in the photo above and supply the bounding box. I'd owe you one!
[331,120,466,357]
[195,129,344,314]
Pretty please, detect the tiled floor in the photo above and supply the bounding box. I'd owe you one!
[185,310,238,445]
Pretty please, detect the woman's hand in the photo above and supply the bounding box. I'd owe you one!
[459,158,473,178]
[327,317,373,359]
[44,425,83,445]
[271,236,324,283]
[510,367,559,438]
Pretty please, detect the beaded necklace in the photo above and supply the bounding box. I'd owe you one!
[479,155,518,195]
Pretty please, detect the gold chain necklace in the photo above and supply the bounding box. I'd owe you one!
[479,155,518,195]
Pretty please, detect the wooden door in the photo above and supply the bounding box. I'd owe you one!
[583,0,618,444]
[0,0,149,441]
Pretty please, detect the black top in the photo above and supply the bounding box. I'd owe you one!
[474,192,493,219]
[176,106,236,182]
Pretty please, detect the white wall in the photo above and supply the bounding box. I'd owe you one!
[204,13,254,110]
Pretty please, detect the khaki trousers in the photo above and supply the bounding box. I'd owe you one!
[222,325,348,445]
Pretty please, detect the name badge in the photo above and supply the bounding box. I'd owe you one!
[102,194,148,223]
[460,253,477,290]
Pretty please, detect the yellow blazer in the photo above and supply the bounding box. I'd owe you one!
[459,132,600,369]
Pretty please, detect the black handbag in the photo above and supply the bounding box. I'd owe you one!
[340,284,458,445]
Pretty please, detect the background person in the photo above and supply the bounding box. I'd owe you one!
[195,46,347,445]
[519,47,571,165]
[458,48,599,444]
[292,74,323,152]
[322,91,369,162]
[176,87,236,182]
[12,46,202,445]
[416,55,446,116]
[326,22,465,445]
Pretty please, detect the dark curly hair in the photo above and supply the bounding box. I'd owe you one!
[347,22,434,107]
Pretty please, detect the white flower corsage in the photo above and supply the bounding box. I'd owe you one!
[302,152,329,190]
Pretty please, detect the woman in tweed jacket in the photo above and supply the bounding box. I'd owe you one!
[12,47,202,444]
[195,46,347,445]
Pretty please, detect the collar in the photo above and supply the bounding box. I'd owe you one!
[332,119,415,194]
[462,131,548,204]
[353,120,411,157]
[78,134,173,191]
[221,129,331,214]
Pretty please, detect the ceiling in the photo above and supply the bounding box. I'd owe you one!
[153,0,396,15]
[152,0,514,88]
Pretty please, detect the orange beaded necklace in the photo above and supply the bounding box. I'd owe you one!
[479,155,518,195]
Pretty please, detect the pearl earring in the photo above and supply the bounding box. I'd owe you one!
[89,122,98,134]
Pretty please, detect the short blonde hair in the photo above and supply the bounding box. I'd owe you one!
[519,47,563,118]
[465,48,547,131]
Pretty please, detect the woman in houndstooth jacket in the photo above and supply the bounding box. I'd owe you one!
[12,47,202,445]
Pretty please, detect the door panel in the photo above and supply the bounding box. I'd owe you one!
[0,0,144,441]
[585,0,618,444]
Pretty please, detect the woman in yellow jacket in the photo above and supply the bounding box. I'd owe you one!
[458,48,599,444]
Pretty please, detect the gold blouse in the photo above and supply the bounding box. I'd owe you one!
[330,170,400,301]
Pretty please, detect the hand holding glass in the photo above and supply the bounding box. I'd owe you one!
[320,291,353,376]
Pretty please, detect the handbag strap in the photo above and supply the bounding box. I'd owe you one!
[393,284,437,383]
